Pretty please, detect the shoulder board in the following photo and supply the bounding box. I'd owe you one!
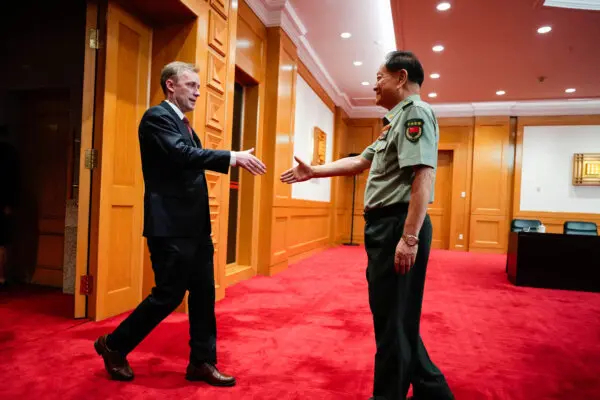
[401,100,414,110]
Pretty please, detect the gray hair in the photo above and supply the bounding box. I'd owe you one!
[160,61,199,94]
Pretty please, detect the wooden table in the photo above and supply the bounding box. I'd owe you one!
[506,231,600,293]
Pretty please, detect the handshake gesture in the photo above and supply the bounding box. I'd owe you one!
[230,150,314,181]
[280,156,314,183]
[233,148,267,176]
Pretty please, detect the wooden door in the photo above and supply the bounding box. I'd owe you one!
[429,150,453,249]
[73,0,100,318]
[91,2,151,320]
[346,120,382,243]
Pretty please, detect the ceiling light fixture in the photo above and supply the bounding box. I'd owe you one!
[361,81,370,86]
[340,32,352,39]
[353,61,363,66]
[437,2,451,11]
[430,73,440,79]
[565,88,576,93]
[428,92,438,98]
[496,90,506,96]
[537,26,552,34]
[432,45,444,52]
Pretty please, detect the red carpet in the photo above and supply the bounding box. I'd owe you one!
[0,285,84,350]
[1,247,599,399]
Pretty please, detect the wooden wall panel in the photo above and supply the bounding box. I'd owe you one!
[213,0,239,299]
[273,47,297,201]
[336,118,382,244]
[437,118,474,251]
[210,0,229,19]
[331,107,349,244]
[168,0,238,301]
[469,116,513,253]
[235,0,266,81]
[336,116,474,249]
[513,211,600,235]
[268,32,302,271]
[257,27,298,275]
[208,9,228,56]
[218,0,268,286]
[207,52,226,95]
[149,21,197,107]
[252,21,349,275]
[335,112,600,254]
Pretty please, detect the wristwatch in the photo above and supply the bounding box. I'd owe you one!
[402,234,419,246]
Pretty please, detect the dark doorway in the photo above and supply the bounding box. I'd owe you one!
[226,82,244,264]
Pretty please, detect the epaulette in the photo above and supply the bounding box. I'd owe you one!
[401,100,414,110]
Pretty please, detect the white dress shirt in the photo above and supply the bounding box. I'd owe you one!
[165,100,235,166]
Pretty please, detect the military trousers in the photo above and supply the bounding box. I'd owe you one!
[364,203,454,400]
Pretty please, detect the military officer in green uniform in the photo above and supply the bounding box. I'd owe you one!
[280,50,454,400]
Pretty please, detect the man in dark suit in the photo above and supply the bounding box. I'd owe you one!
[94,61,266,385]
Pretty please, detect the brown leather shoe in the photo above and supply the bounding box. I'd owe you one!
[94,334,134,381]
[185,362,236,386]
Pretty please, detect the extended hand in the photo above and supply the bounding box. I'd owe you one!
[394,238,418,274]
[234,148,266,176]
[280,156,314,184]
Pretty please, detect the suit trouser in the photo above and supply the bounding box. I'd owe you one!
[107,235,217,365]
[364,203,454,400]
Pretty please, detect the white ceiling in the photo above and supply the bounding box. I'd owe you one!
[244,0,600,118]
[287,0,395,108]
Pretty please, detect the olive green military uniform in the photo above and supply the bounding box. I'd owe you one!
[361,94,454,400]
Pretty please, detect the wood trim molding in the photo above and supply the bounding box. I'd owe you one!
[238,0,267,40]
[347,118,382,127]
[438,117,475,127]
[475,115,511,126]
[75,0,99,318]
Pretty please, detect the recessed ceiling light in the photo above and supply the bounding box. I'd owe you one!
[430,73,440,79]
[432,45,444,52]
[437,2,451,11]
[353,61,363,66]
[340,32,351,39]
[537,26,552,34]
[361,81,370,86]
[496,90,506,96]
[565,88,576,93]
[428,92,438,98]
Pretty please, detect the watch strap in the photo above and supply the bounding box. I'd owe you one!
[402,233,419,246]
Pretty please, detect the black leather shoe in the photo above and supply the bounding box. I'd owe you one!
[94,334,134,381]
[185,362,236,386]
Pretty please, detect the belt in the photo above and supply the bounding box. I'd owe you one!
[364,203,409,221]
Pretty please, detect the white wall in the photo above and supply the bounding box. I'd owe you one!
[520,125,600,214]
[291,75,335,202]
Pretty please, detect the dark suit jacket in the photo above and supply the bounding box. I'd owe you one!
[138,101,231,237]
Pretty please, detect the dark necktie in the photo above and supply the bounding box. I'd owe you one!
[182,116,194,138]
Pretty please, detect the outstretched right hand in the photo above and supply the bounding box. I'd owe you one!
[234,148,266,176]
[280,156,314,184]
